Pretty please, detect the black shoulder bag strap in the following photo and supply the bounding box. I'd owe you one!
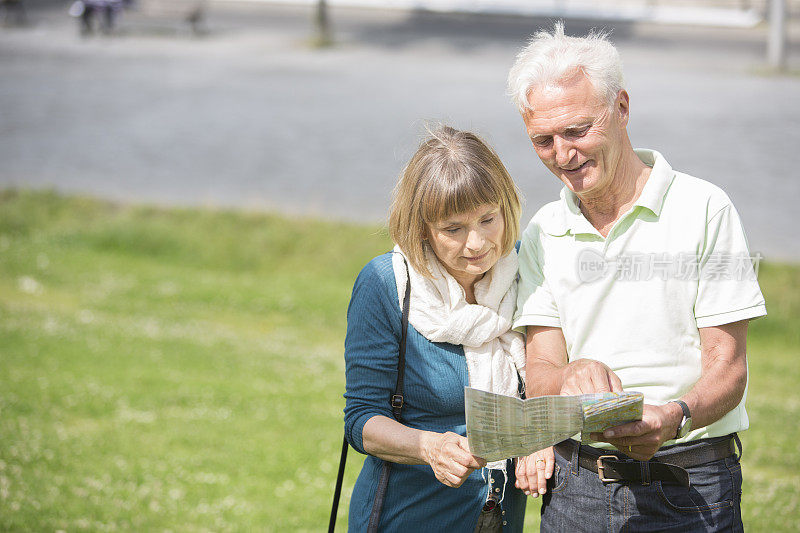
[328,255,411,533]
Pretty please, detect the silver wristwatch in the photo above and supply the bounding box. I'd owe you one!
[672,400,692,439]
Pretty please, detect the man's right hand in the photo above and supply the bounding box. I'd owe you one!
[560,359,623,395]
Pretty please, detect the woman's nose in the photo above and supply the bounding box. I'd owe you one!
[466,229,485,251]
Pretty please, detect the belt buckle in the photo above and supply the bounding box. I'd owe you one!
[596,455,622,483]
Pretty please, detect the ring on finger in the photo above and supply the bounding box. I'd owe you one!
[535,459,545,464]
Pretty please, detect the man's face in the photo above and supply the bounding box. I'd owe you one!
[521,73,629,196]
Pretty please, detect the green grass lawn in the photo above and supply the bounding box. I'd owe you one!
[1,190,798,531]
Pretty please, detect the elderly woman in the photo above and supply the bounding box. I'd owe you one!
[343,126,552,533]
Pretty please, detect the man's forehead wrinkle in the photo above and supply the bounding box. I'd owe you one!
[526,110,595,138]
[525,89,610,140]
[525,96,611,138]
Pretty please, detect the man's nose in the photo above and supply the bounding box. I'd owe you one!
[553,136,574,167]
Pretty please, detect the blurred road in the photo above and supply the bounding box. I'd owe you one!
[1,2,799,259]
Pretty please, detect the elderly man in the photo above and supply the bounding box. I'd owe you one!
[508,24,765,531]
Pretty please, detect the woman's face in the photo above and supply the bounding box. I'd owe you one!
[426,204,505,289]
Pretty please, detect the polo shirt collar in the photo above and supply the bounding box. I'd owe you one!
[632,148,674,217]
[540,148,675,237]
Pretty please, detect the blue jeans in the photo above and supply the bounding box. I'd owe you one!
[540,437,743,532]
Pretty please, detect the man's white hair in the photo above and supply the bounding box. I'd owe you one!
[507,21,625,113]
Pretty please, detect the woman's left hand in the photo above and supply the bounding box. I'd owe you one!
[515,447,555,497]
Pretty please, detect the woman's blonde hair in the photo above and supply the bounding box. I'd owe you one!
[389,125,521,277]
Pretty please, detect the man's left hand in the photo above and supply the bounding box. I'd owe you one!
[589,403,683,461]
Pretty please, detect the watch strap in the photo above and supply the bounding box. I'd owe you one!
[672,400,691,439]
[674,400,690,419]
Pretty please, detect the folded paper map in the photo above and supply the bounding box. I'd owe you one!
[465,387,644,462]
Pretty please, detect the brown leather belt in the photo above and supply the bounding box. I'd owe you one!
[554,435,738,489]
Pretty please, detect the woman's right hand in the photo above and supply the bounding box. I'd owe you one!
[422,431,487,488]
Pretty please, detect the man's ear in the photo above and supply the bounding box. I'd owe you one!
[616,90,630,127]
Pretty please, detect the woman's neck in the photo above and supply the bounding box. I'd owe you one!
[449,270,481,304]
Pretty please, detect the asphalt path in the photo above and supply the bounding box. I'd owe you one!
[1,3,799,259]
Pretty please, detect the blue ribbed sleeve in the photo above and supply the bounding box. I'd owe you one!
[343,255,401,454]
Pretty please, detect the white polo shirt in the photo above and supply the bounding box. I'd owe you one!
[513,149,766,444]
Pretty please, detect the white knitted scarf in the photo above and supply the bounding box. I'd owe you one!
[392,245,526,470]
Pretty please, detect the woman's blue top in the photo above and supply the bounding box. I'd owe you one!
[343,253,526,532]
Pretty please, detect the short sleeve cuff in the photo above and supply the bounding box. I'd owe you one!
[512,313,562,333]
[345,412,383,455]
[695,304,767,329]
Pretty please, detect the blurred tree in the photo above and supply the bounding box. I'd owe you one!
[313,0,332,47]
[768,0,787,70]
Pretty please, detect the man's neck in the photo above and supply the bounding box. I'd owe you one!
[577,150,651,237]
